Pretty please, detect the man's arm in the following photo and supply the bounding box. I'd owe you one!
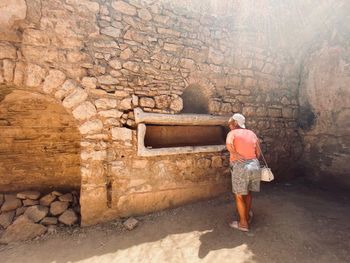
[226,132,244,162]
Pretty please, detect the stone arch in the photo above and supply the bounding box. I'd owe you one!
[183,73,218,114]
[0,59,108,225]
[181,85,209,114]
[0,85,81,192]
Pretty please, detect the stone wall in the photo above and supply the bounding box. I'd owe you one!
[297,2,350,189]
[0,0,306,225]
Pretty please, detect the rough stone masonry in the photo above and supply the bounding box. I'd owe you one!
[0,0,349,225]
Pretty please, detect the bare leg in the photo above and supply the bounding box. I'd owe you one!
[244,192,252,221]
[235,194,248,228]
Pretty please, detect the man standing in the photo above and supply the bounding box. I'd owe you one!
[226,113,261,232]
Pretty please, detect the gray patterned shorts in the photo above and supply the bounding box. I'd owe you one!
[230,159,261,195]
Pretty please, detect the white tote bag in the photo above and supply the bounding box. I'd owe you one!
[257,143,274,182]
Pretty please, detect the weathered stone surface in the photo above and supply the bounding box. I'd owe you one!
[112,127,132,141]
[123,217,139,230]
[0,43,17,59]
[17,191,41,200]
[211,156,223,168]
[97,75,119,85]
[3,59,15,82]
[41,217,58,226]
[79,119,103,135]
[24,205,49,222]
[101,27,121,38]
[139,97,155,108]
[123,61,140,72]
[26,64,46,87]
[39,193,57,206]
[170,97,183,112]
[119,98,133,110]
[138,8,152,21]
[73,101,97,120]
[81,77,97,90]
[62,88,88,109]
[16,206,27,217]
[95,98,117,109]
[112,1,137,16]
[58,209,78,226]
[50,201,69,216]
[0,194,4,207]
[58,193,73,202]
[42,70,66,94]
[23,199,39,206]
[108,59,122,70]
[1,196,22,212]
[0,211,15,229]
[0,215,47,244]
[98,109,123,118]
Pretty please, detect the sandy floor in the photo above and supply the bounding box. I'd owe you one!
[1,182,349,263]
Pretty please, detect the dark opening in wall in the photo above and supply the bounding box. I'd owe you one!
[144,125,228,148]
[181,85,209,114]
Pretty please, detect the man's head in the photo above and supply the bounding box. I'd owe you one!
[228,113,246,130]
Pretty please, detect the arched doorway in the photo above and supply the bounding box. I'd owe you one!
[181,85,209,114]
[0,86,81,192]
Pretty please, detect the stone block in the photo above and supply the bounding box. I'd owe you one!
[17,191,41,200]
[109,59,122,70]
[39,193,57,206]
[208,48,224,65]
[123,217,139,230]
[211,156,223,168]
[16,206,27,217]
[98,109,123,118]
[42,70,66,94]
[0,42,17,59]
[119,98,133,110]
[0,215,47,244]
[41,217,58,226]
[79,119,103,135]
[282,108,294,118]
[58,209,78,226]
[139,97,155,108]
[73,101,97,120]
[24,205,49,223]
[112,1,137,16]
[123,61,140,72]
[23,199,39,206]
[132,160,149,169]
[81,77,97,89]
[138,8,152,21]
[101,27,121,38]
[112,127,132,141]
[58,193,73,202]
[197,158,212,168]
[0,211,15,229]
[268,108,282,118]
[170,97,183,112]
[63,88,88,109]
[26,64,46,87]
[1,196,22,212]
[13,61,26,86]
[97,75,119,85]
[50,201,69,216]
[3,59,15,83]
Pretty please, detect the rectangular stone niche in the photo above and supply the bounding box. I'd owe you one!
[135,108,228,157]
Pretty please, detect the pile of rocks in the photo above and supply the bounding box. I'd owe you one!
[0,190,80,244]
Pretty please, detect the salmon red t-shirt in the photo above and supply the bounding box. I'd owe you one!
[226,129,258,162]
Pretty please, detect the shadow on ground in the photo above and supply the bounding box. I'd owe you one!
[1,181,350,263]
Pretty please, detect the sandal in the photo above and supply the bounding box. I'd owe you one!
[229,221,249,232]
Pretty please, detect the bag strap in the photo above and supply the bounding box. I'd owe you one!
[257,140,269,168]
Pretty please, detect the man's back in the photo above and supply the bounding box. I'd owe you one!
[226,129,258,161]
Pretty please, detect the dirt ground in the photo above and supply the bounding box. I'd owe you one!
[0,181,349,263]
